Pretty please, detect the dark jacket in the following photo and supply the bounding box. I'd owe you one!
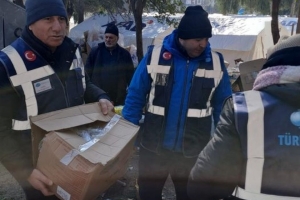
[0,26,109,152]
[187,83,300,200]
[85,42,134,105]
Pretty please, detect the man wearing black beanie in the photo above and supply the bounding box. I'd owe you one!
[122,5,232,200]
[0,0,113,199]
[178,5,212,39]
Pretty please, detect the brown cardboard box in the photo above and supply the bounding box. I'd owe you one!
[30,103,139,200]
[238,58,266,91]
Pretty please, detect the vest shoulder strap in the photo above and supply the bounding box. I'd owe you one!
[211,51,222,71]
[150,44,163,65]
[233,90,265,193]
[233,186,300,200]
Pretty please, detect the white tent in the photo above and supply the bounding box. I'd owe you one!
[71,14,291,68]
[69,13,170,54]
[210,15,290,68]
[279,17,297,35]
[154,15,290,68]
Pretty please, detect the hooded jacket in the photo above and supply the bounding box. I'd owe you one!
[187,41,300,200]
[122,29,232,154]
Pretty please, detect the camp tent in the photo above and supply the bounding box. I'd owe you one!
[154,15,290,68]
[71,14,290,68]
[69,13,171,54]
[279,17,297,35]
[209,15,290,68]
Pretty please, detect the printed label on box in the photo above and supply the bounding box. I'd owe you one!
[57,186,71,200]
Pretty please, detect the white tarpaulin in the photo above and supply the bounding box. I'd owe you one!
[71,14,291,68]
[154,15,290,68]
[209,15,291,68]
[279,17,297,35]
[69,13,170,54]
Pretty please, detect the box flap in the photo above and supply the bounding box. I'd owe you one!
[30,103,112,132]
[82,120,139,164]
[54,119,139,165]
[239,58,266,91]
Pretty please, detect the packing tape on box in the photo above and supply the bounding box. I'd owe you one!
[60,114,121,166]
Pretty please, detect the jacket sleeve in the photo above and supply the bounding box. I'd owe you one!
[116,49,135,105]
[0,62,19,120]
[84,46,97,79]
[124,49,135,85]
[82,47,110,103]
[122,52,151,125]
[0,61,20,158]
[211,52,232,126]
[187,98,243,200]
[83,71,110,103]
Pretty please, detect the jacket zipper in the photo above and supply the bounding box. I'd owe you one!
[173,59,190,151]
[64,80,70,107]
[182,68,197,157]
[47,62,69,107]
[62,48,78,107]
[155,59,174,155]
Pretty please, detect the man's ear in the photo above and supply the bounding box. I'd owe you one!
[28,25,32,30]
[178,38,183,44]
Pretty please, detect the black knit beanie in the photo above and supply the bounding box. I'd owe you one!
[25,0,68,26]
[105,24,119,37]
[178,5,212,39]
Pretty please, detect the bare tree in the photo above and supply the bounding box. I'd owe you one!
[290,0,297,16]
[75,0,84,23]
[122,0,184,61]
[62,0,74,20]
[296,3,300,33]
[271,0,280,44]
[129,0,146,62]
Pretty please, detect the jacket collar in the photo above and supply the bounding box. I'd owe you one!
[21,26,77,63]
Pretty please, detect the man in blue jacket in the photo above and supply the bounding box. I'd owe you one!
[122,5,232,200]
[0,0,113,199]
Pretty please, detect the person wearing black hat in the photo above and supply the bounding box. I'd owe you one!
[122,5,232,200]
[187,34,300,200]
[0,0,113,199]
[85,24,134,106]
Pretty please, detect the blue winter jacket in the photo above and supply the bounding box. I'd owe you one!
[122,29,232,151]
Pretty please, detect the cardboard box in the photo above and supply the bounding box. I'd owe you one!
[30,103,139,200]
[238,58,266,91]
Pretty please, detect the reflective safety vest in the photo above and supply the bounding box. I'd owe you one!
[233,90,300,200]
[0,38,86,131]
[142,45,223,156]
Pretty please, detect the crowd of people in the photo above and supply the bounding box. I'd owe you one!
[0,0,300,200]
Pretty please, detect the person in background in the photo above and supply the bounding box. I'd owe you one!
[85,24,134,106]
[0,0,113,199]
[187,34,300,200]
[122,5,232,200]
